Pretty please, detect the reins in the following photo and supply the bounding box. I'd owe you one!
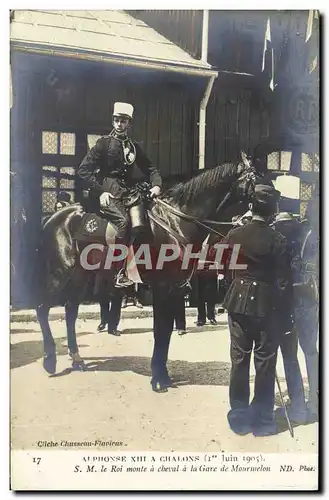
[154,198,230,239]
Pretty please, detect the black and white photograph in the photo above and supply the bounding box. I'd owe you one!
[9,8,319,491]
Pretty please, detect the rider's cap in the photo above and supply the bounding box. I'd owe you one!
[253,184,280,209]
[113,102,134,119]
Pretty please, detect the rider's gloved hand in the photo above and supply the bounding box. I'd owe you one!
[99,192,112,207]
[149,186,161,199]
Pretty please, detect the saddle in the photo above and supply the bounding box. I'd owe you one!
[74,182,152,247]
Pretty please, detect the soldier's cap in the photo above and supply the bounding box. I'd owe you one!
[113,102,134,119]
[252,184,281,206]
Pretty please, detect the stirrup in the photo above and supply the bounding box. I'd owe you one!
[115,268,134,288]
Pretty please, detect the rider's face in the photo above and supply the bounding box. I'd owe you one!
[113,116,130,134]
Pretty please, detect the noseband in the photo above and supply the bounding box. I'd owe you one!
[215,160,256,214]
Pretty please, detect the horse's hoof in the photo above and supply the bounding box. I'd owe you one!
[72,360,86,371]
[151,377,172,393]
[43,353,57,374]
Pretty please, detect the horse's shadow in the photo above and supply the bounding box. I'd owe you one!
[185,324,227,334]
[10,328,41,334]
[10,332,91,369]
[53,355,232,387]
[120,324,226,335]
[120,328,153,335]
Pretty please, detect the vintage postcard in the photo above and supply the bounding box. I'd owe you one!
[10,8,319,491]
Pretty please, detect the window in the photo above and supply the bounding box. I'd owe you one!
[42,190,58,214]
[268,151,320,174]
[267,151,292,171]
[42,132,58,154]
[41,167,76,214]
[300,181,314,218]
[41,131,77,216]
[314,153,319,172]
[42,131,76,155]
[87,134,102,150]
[60,133,76,155]
[41,164,76,214]
[301,152,319,172]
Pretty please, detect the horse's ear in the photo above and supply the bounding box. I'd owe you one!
[240,150,250,168]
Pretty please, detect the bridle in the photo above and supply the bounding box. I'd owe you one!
[154,157,258,239]
[213,158,256,215]
[149,158,258,289]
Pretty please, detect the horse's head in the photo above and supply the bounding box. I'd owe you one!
[214,151,257,215]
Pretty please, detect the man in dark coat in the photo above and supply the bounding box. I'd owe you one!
[292,209,319,420]
[196,265,218,326]
[222,184,292,436]
[77,102,162,287]
[97,290,123,336]
[272,212,310,424]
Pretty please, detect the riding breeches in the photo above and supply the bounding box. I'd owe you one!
[100,198,130,241]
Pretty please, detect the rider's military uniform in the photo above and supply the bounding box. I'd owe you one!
[222,184,292,436]
[78,131,162,240]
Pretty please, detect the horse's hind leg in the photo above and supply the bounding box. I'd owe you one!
[65,302,86,371]
[36,304,57,374]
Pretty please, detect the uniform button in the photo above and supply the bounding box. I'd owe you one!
[253,282,257,286]
[250,296,254,300]
[240,280,244,284]
[239,294,242,298]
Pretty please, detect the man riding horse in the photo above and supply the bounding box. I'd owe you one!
[77,102,162,287]
[38,137,262,378]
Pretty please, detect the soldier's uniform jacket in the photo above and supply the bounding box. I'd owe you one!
[222,218,292,319]
[78,133,162,199]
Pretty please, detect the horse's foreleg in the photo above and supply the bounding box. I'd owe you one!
[151,288,174,393]
[65,302,86,371]
[36,304,56,374]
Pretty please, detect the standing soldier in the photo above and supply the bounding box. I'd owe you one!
[273,212,310,424]
[77,102,162,287]
[294,205,319,419]
[195,265,218,326]
[97,288,123,336]
[222,184,291,436]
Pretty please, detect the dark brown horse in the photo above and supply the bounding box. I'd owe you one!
[36,155,262,391]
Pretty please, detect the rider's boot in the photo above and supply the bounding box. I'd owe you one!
[115,261,134,288]
[104,223,134,288]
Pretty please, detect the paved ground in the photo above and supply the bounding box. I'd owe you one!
[10,309,318,453]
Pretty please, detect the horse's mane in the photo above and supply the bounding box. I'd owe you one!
[162,163,238,206]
